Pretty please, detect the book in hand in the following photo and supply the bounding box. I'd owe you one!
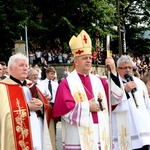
[29,83,38,98]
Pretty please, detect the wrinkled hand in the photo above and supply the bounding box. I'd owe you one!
[89,98,100,112]
[124,81,137,93]
[105,56,116,74]
[28,98,43,111]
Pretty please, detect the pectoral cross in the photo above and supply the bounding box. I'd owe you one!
[97,97,103,111]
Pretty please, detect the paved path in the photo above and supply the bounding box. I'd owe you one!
[56,122,62,150]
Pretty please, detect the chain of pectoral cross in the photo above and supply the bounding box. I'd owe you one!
[82,84,94,99]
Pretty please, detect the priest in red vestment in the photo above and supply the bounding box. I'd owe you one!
[0,53,55,150]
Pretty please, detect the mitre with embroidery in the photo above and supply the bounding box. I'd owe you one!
[69,30,92,57]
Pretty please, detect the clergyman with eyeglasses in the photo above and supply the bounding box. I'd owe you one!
[112,55,150,150]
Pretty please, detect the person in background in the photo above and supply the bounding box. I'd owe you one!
[29,50,35,65]
[42,66,59,135]
[93,70,99,77]
[0,61,8,79]
[0,64,4,80]
[33,64,42,79]
[58,52,63,64]
[35,48,42,65]
[53,30,123,150]
[4,66,9,77]
[0,53,55,150]
[112,55,150,150]
[41,66,59,107]
[92,50,97,64]
[63,66,70,78]
[28,69,52,100]
[62,51,68,63]
[143,73,150,98]
[41,60,49,80]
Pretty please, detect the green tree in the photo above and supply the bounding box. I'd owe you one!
[120,0,150,54]
[0,0,32,61]
[0,0,118,62]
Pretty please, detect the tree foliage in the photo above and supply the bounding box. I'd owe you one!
[0,0,118,61]
[121,0,150,53]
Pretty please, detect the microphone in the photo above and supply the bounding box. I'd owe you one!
[124,74,137,93]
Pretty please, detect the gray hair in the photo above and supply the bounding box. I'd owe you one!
[28,69,38,77]
[8,53,29,72]
[116,55,133,67]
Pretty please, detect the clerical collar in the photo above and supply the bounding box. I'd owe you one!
[121,78,126,83]
[10,75,27,86]
[0,76,6,80]
[77,72,89,77]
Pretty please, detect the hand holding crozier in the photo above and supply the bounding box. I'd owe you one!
[105,56,116,74]
[89,98,100,112]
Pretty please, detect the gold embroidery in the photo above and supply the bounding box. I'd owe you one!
[119,125,129,150]
[14,98,29,150]
[73,86,85,102]
[81,127,94,150]
[101,128,109,150]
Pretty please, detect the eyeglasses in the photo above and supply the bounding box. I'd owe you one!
[31,74,38,76]
[118,66,133,70]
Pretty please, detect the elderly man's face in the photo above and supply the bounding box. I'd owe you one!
[117,62,133,79]
[29,70,38,83]
[10,59,29,81]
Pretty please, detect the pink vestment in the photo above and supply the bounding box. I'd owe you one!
[53,74,108,123]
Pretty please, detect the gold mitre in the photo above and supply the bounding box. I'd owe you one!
[69,30,92,57]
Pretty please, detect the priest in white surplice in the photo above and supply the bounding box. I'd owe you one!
[112,55,150,150]
[53,30,123,150]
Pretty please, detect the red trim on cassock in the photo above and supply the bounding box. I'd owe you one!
[7,85,33,150]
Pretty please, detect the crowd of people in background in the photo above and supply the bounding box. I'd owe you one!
[28,47,108,67]
[28,47,150,81]
[28,48,74,66]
